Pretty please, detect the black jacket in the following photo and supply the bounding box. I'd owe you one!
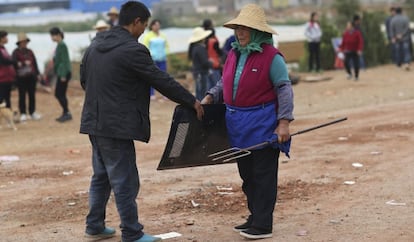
[80,26,196,142]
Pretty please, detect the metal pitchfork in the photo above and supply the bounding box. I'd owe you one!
[209,117,348,163]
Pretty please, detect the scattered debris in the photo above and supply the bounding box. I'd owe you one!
[216,186,233,191]
[370,151,382,155]
[352,162,363,168]
[69,149,81,154]
[386,200,406,206]
[185,219,195,225]
[217,192,234,195]
[329,219,340,224]
[190,200,199,207]
[338,136,348,141]
[296,230,308,236]
[343,181,355,185]
[67,202,76,206]
[75,190,88,195]
[62,170,74,176]
[0,155,20,164]
[216,186,234,195]
[155,232,182,239]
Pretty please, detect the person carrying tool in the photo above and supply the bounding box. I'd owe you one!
[201,3,294,240]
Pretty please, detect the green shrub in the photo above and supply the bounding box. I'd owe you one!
[360,11,389,67]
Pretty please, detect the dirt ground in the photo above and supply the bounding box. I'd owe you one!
[1,64,414,242]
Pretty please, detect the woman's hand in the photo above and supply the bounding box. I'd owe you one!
[275,119,290,143]
[201,94,213,104]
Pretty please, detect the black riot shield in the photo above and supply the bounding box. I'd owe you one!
[157,104,231,170]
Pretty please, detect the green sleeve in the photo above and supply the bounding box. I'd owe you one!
[270,54,290,87]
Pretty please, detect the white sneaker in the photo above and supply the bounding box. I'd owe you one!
[20,114,27,122]
[31,112,42,120]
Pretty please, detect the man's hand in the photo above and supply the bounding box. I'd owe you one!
[275,119,290,143]
[193,100,204,120]
[201,94,213,104]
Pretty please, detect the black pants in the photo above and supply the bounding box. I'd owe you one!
[237,147,279,231]
[344,51,360,78]
[308,42,320,72]
[0,82,12,108]
[55,72,71,114]
[17,75,37,115]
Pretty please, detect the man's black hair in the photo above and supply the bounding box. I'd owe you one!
[119,1,151,26]
[395,7,402,14]
[49,27,64,39]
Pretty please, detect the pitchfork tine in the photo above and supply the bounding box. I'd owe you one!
[208,147,240,157]
[211,149,245,161]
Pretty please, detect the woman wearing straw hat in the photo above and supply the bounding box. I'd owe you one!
[188,27,213,100]
[94,20,110,33]
[202,3,294,240]
[12,32,42,121]
[107,6,119,28]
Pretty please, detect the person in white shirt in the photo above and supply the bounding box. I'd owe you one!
[304,12,322,72]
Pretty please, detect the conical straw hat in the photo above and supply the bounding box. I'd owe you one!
[16,32,30,45]
[188,27,212,44]
[107,6,119,16]
[223,4,277,34]
[94,20,110,30]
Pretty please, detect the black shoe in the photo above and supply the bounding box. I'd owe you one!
[56,112,72,123]
[233,221,251,232]
[240,227,273,239]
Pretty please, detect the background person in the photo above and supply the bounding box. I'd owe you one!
[338,21,364,81]
[201,3,294,240]
[390,7,411,70]
[304,12,322,72]
[0,30,16,109]
[188,27,213,100]
[79,2,203,242]
[202,19,223,89]
[12,32,42,121]
[107,6,119,28]
[385,7,397,63]
[49,27,72,122]
[94,19,110,33]
[142,19,169,100]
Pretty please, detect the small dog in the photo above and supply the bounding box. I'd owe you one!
[0,102,17,131]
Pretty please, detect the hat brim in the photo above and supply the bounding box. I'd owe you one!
[223,19,277,35]
[16,38,30,45]
[188,29,212,44]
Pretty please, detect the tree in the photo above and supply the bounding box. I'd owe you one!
[360,11,389,67]
[333,0,361,30]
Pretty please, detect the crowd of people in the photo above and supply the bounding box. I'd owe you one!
[0,1,413,241]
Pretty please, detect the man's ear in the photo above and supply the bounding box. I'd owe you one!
[134,17,141,25]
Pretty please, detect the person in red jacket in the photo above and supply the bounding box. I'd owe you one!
[0,31,16,109]
[339,21,364,81]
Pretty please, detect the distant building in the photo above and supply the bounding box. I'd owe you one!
[69,0,161,12]
[152,0,196,16]
[196,0,233,13]
[0,0,69,13]
[234,0,272,10]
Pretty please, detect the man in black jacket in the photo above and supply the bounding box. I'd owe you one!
[80,2,203,242]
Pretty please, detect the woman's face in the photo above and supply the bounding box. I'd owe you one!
[18,40,28,48]
[235,25,251,47]
[0,35,8,45]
